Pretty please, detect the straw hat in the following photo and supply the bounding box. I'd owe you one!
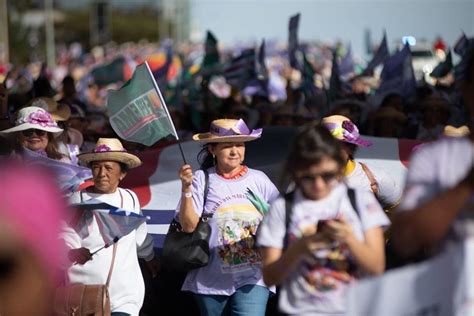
[443,125,470,137]
[322,115,372,147]
[78,138,142,169]
[28,97,71,122]
[192,118,262,143]
[0,106,63,136]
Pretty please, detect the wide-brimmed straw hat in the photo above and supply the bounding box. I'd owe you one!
[28,97,71,121]
[322,115,373,147]
[443,125,470,137]
[0,106,63,136]
[78,138,142,169]
[192,118,262,143]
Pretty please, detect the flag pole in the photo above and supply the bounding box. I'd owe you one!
[144,61,187,165]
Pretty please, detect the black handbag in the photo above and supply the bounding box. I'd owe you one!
[161,170,211,272]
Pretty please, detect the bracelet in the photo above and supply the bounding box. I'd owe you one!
[182,191,192,198]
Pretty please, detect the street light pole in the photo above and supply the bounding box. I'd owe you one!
[45,0,56,68]
[0,0,9,65]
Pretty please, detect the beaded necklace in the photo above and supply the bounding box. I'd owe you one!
[217,165,248,180]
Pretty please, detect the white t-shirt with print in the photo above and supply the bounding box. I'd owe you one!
[398,137,474,240]
[257,183,389,316]
[345,161,401,209]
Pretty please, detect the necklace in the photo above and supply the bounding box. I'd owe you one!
[217,165,248,180]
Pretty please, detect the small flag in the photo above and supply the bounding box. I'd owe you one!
[201,30,220,77]
[223,48,256,89]
[339,45,355,77]
[377,44,416,100]
[327,49,343,105]
[454,33,470,56]
[107,62,179,146]
[288,13,301,69]
[361,32,389,76]
[91,57,128,86]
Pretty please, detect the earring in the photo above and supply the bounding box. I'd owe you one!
[212,154,216,165]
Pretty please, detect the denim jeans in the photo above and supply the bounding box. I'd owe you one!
[194,284,270,316]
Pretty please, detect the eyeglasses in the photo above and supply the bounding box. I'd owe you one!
[21,129,47,137]
[298,171,339,184]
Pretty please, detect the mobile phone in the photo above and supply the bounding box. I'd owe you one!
[316,220,329,233]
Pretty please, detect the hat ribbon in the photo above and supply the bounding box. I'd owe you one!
[210,119,262,138]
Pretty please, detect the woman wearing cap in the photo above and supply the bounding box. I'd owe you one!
[60,138,159,316]
[0,106,68,161]
[177,119,279,316]
[258,124,388,315]
[322,115,401,211]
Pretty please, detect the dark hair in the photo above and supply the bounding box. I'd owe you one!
[197,143,216,170]
[341,142,358,161]
[15,132,66,161]
[284,123,345,182]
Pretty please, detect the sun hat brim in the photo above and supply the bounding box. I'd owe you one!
[78,151,142,169]
[50,104,71,122]
[0,123,63,137]
[192,133,260,143]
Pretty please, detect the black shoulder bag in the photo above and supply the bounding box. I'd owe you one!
[161,170,211,272]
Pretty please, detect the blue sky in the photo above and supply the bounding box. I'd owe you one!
[190,0,474,58]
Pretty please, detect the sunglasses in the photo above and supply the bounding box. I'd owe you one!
[298,171,339,184]
[21,129,47,137]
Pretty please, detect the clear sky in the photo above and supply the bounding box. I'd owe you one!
[190,0,474,58]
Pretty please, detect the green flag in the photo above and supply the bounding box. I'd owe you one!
[200,31,220,77]
[107,62,178,146]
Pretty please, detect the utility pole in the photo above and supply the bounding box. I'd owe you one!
[0,0,9,65]
[45,0,56,68]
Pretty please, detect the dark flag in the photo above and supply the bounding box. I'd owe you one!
[454,39,474,84]
[453,33,470,56]
[327,49,343,105]
[361,32,389,76]
[257,39,268,80]
[288,13,301,69]
[243,39,269,97]
[301,53,320,98]
[339,45,355,77]
[201,31,220,77]
[377,44,416,100]
[152,47,173,81]
[91,57,127,86]
[223,48,256,89]
[430,50,453,78]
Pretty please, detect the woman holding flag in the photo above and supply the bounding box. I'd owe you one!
[60,138,159,316]
[177,118,279,316]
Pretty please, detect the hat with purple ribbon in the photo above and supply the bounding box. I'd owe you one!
[0,106,63,136]
[322,115,372,147]
[193,119,263,143]
[78,138,142,169]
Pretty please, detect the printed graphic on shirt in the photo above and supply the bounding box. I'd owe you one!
[290,221,357,294]
[216,202,263,273]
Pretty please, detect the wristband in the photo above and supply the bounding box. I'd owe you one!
[182,191,192,198]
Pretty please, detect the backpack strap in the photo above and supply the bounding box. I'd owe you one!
[283,191,295,249]
[124,189,136,210]
[359,162,379,196]
[346,187,360,218]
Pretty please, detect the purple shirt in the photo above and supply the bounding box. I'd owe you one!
[175,167,279,295]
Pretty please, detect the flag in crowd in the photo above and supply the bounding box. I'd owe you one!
[288,13,301,69]
[361,32,389,76]
[107,62,179,146]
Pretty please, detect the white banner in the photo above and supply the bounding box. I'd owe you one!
[347,238,474,316]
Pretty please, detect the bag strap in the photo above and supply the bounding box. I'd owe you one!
[346,187,360,218]
[359,162,379,196]
[201,169,211,219]
[124,189,136,210]
[283,191,295,249]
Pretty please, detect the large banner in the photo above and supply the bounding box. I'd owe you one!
[121,127,419,249]
[347,238,474,316]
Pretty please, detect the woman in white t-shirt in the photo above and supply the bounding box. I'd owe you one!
[258,124,389,315]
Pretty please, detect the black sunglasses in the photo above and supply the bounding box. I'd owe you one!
[21,129,47,137]
[299,171,339,184]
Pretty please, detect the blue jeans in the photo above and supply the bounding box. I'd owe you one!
[194,284,270,316]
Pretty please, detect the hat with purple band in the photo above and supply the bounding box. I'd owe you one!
[193,118,262,143]
[78,138,142,169]
[322,115,372,147]
[0,106,63,136]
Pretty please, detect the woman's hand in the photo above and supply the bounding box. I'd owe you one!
[68,248,92,265]
[179,164,193,192]
[322,218,355,244]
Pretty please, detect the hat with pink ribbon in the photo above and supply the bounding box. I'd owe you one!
[192,118,262,143]
[322,115,372,147]
[0,106,63,136]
